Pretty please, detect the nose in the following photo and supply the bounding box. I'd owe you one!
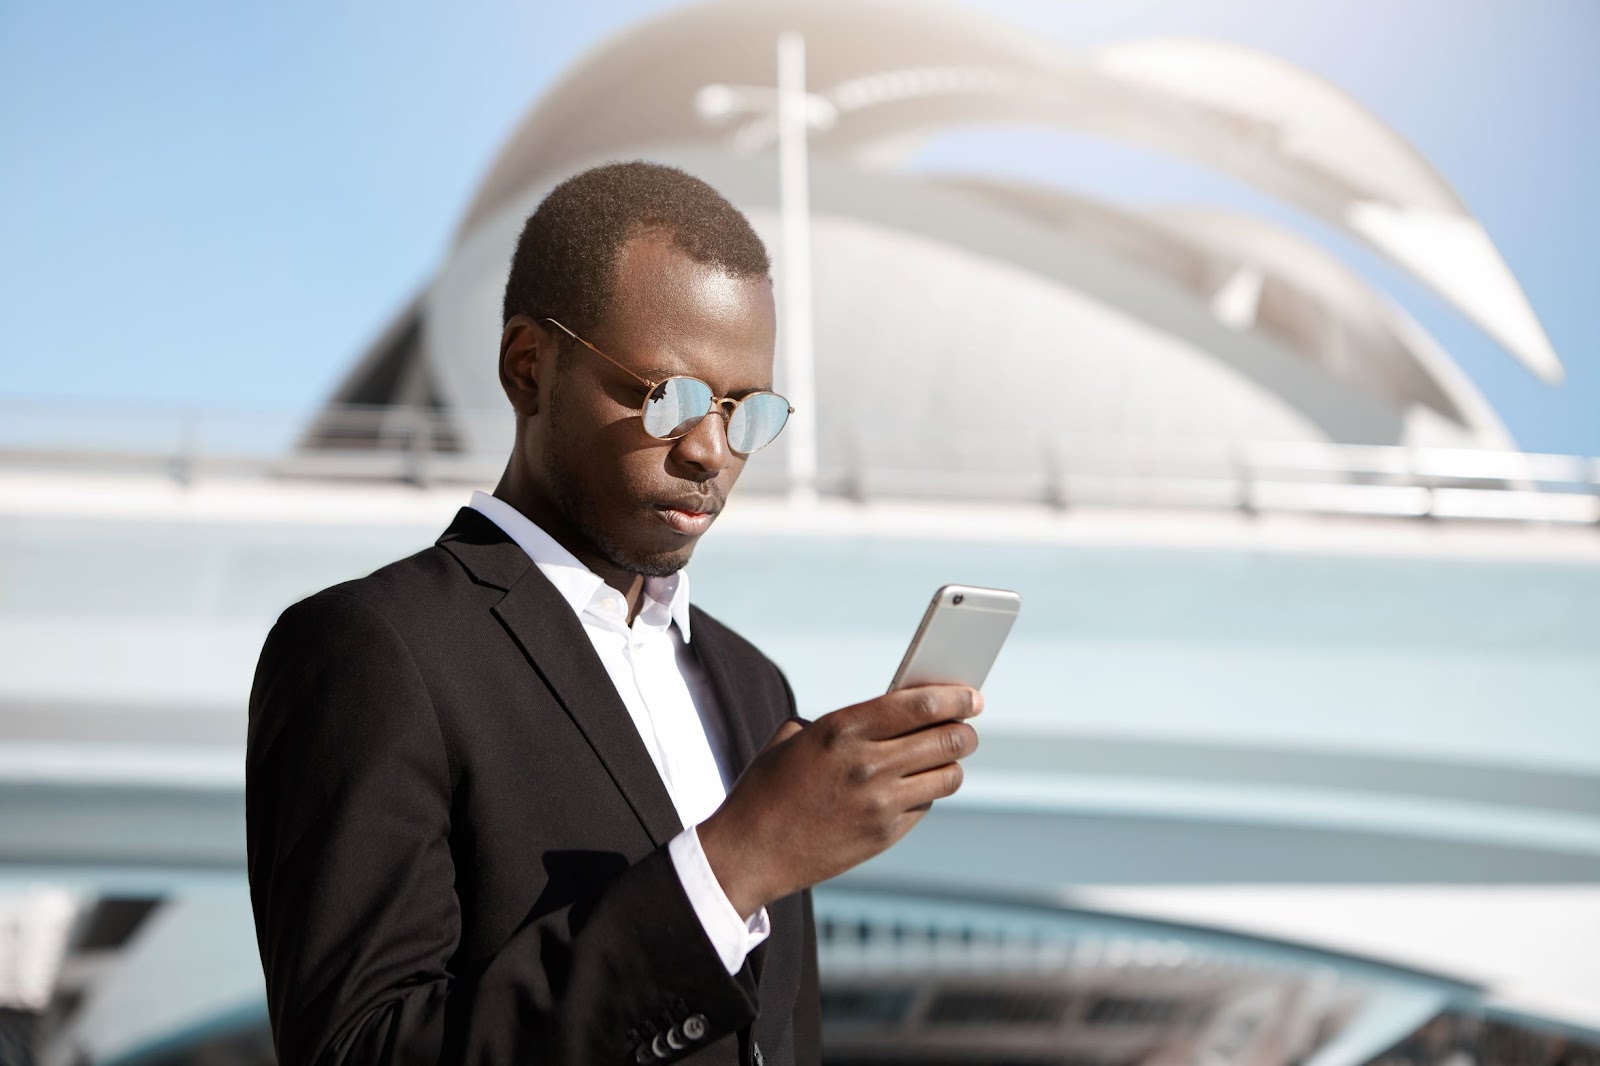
[668,407,733,478]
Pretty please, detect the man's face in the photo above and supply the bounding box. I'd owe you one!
[530,232,777,578]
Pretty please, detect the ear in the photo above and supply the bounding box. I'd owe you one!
[499,315,552,416]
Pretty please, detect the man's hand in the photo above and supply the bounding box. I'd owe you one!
[697,685,981,919]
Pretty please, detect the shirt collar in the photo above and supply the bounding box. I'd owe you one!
[468,490,693,641]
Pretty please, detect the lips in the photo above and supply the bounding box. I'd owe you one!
[653,495,721,537]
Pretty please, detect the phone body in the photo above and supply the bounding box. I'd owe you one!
[888,584,1022,692]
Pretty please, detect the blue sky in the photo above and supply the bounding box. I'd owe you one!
[1,0,1595,455]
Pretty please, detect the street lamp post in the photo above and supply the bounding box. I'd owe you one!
[695,33,833,506]
[775,31,819,506]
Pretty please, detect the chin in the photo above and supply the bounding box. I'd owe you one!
[613,543,695,579]
[584,526,698,579]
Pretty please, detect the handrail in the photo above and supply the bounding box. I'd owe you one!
[1,402,1595,526]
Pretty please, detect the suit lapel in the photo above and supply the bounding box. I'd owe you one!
[438,508,684,849]
[687,608,762,776]
[688,607,778,988]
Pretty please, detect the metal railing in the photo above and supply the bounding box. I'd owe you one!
[2,402,1596,526]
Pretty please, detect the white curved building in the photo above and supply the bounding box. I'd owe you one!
[323,0,1557,484]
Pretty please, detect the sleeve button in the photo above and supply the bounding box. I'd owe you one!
[682,1014,707,1041]
[652,1033,671,1059]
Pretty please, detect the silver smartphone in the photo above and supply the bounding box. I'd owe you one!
[888,584,1023,692]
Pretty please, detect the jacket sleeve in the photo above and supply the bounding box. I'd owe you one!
[245,591,755,1066]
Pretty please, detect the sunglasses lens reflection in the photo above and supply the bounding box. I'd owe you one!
[727,392,791,453]
[643,377,714,438]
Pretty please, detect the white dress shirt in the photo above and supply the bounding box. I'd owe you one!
[468,491,770,974]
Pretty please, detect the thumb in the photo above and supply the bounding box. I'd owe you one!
[760,716,806,754]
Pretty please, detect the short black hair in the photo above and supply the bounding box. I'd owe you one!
[502,161,771,334]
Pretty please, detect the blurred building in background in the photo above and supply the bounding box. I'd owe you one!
[2,2,1597,1064]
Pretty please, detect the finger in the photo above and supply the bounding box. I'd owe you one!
[837,686,981,742]
[760,717,805,754]
[896,759,967,810]
[877,720,979,777]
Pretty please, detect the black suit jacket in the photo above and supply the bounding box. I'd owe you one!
[246,507,820,1065]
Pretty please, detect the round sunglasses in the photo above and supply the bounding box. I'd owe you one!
[541,318,793,455]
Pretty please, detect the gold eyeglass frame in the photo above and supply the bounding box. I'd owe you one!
[540,317,794,455]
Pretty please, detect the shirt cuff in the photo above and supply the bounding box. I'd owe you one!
[667,825,771,976]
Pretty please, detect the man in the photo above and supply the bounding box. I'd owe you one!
[246,161,981,1066]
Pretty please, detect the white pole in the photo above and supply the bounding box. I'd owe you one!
[776,31,819,506]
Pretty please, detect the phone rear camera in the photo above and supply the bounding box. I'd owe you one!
[952,593,965,605]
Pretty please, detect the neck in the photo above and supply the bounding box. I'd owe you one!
[493,462,649,622]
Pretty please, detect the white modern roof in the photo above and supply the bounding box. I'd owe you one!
[933,176,1515,448]
[325,0,1564,490]
[457,0,1560,382]
[423,152,1452,473]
